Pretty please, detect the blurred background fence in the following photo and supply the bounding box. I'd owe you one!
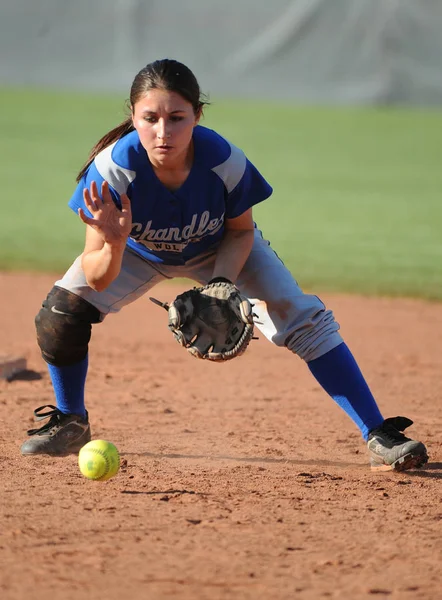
[2,0,442,105]
[1,1,441,300]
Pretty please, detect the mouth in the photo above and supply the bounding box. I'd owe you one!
[156,145,173,150]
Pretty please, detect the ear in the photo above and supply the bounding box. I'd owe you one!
[194,106,203,126]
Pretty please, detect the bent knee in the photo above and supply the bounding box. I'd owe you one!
[285,307,343,362]
[35,286,101,366]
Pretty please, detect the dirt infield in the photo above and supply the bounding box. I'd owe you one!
[0,272,441,600]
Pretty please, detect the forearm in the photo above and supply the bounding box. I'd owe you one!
[212,229,254,283]
[81,242,126,292]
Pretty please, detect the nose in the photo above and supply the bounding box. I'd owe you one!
[157,119,170,140]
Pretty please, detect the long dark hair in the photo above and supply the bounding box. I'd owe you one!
[76,59,209,182]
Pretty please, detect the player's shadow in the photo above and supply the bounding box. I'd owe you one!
[122,451,442,478]
[402,462,442,479]
[6,369,42,382]
[122,450,363,470]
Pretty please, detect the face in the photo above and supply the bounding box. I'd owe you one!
[132,88,200,168]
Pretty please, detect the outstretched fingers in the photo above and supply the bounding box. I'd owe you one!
[90,180,103,207]
[83,180,105,213]
[82,187,96,214]
[119,192,131,215]
[101,180,113,204]
[78,207,94,225]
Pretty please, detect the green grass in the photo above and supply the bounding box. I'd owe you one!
[1,87,441,300]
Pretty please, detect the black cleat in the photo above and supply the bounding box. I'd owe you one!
[20,405,91,456]
[367,416,428,472]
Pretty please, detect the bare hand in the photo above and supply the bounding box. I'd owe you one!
[78,181,132,244]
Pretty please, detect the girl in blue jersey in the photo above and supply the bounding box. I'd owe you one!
[21,59,427,471]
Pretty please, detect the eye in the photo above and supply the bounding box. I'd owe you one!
[170,116,184,122]
[143,116,157,123]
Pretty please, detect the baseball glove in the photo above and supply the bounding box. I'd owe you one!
[150,277,255,361]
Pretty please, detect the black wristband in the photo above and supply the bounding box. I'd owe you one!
[208,276,232,285]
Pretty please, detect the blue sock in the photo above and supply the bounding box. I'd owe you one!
[307,343,383,440]
[47,355,88,417]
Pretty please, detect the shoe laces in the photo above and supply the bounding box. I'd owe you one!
[379,423,409,445]
[26,405,64,436]
[373,416,414,445]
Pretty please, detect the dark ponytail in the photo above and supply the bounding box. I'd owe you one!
[76,117,134,182]
[76,58,208,183]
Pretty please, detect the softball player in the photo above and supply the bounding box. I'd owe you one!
[21,59,428,472]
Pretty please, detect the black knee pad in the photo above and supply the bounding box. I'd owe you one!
[35,286,101,366]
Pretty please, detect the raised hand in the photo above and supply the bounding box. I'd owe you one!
[78,180,132,245]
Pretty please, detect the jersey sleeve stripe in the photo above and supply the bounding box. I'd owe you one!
[94,143,136,195]
[211,141,247,194]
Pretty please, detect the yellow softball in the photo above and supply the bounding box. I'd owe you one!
[78,440,120,481]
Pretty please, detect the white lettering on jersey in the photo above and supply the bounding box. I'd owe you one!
[130,211,225,252]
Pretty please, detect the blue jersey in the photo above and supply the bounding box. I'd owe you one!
[69,126,273,266]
